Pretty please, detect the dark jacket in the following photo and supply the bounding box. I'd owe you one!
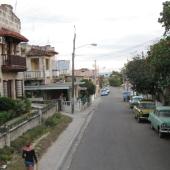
[22,146,38,163]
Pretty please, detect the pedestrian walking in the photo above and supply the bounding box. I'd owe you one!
[22,141,38,170]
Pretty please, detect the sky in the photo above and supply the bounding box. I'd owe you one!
[0,0,166,72]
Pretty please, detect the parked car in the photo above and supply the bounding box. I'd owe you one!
[129,95,143,108]
[122,91,131,102]
[100,89,108,96]
[148,106,170,138]
[133,100,155,122]
[105,87,110,94]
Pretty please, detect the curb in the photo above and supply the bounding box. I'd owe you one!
[58,109,95,170]
[58,98,100,170]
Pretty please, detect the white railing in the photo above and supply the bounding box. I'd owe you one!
[62,100,89,113]
[24,71,44,79]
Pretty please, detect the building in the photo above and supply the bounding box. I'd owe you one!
[74,68,96,80]
[74,68,100,97]
[0,4,28,98]
[23,44,58,85]
[53,60,70,75]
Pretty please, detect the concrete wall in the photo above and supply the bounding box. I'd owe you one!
[0,104,57,148]
[0,4,20,32]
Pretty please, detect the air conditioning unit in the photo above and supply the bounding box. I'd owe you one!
[0,36,5,44]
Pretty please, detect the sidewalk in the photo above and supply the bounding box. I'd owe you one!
[39,97,101,170]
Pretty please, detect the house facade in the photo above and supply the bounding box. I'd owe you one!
[0,4,28,98]
[74,68,100,96]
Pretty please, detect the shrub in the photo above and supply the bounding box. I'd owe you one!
[0,146,14,162]
[0,97,15,111]
[45,113,62,127]
[14,99,31,117]
[0,111,12,126]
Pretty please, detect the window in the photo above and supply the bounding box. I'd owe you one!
[31,58,39,70]
[46,58,49,70]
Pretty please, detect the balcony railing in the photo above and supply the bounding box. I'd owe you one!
[1,54,26,72]
[24,71,44,80]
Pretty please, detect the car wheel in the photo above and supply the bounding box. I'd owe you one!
[158,128,163,138]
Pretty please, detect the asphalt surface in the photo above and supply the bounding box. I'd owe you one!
[68,87,170,170]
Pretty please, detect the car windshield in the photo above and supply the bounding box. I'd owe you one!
[159,110,170,117]
[139,103,155,109]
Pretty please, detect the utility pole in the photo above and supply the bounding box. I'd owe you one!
[71,26,76,114]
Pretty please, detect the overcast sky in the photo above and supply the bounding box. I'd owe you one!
[1,0,165,72]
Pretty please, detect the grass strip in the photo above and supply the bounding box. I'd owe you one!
[2,113,72,170]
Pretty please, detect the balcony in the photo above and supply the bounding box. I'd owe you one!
[2,54,26,72]
[24,71,44,80]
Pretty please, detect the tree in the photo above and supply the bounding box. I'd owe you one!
[109,70,123,86]
[158,1,170,36]
[79,79,96,101]
[147,37,170,88]
[147,37,170,104]
[124,56,155,95]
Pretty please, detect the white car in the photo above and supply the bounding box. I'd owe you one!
[100,89,108,96]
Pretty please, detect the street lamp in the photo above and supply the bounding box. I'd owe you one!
[71,26,97,114]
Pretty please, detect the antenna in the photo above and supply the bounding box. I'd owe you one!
[14,0,17,13]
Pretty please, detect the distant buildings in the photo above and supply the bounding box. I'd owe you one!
[74,68,96,79]
[53,60,70,75]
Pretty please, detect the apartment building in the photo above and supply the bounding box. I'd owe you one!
[23,44,58,85]
[74,68,96,80]
[0,4,28,98]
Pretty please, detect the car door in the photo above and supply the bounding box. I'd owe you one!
[152,110,160,129]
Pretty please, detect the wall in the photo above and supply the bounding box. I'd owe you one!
[0,4,20,32]
[0,103,58,148]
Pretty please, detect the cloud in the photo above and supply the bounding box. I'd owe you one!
[22,15,77,24]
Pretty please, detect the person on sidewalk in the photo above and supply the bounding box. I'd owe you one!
[22,141,38,170]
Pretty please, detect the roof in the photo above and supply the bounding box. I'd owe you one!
[27,48,58,57]
[25,82,84,91]
[0,27,28,42]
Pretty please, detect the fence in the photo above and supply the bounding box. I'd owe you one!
[62,95,94,113]
[0,102,58,148]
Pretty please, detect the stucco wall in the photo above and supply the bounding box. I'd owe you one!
[0,104,57,148]
[0,4,20,32]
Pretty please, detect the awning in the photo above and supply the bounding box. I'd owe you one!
[25,84,71,91]
[0,27,28,42]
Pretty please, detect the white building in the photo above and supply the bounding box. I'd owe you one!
[0,4,28,98]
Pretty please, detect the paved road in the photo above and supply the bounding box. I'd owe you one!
[68,87,170,170]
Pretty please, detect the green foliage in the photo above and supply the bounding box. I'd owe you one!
[0,146,14,162]
[11,113,62,152]
[45,113,62,127]
[109,76,122,86]
[147,37,170,88]
[0,98,32,125]
[11,125,47,152]
[14,99,31,116]
[0,111,12,126]
[125,56,155,95]
[109,70,123,86]
[0,97,15,111]
[158,1,170,35]
[80,79,96,96]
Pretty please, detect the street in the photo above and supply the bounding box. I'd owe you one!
[68,87,170,170]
